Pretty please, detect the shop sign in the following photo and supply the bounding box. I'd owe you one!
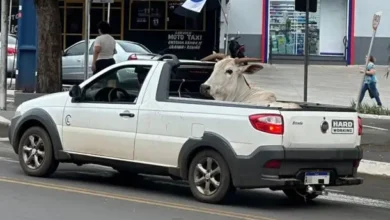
[167,31,203,50]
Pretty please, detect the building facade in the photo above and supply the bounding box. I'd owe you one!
[219,0,390,65]
[10,0,390,90]
[57,0,220,60]
[14,0,221,90]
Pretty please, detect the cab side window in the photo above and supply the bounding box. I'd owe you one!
[82,65,152,103]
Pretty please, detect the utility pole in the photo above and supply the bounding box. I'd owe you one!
[84,0,90,80]
[0,0,10,110]
[303,0,309,102]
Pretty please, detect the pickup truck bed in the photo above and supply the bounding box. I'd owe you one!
[8,55,363,204]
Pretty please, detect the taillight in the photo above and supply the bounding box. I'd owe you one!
[353,159,361,168]
[7,47,16,55]
[358,116,362,136]
[128,54,137,60]
[264,160,281,169]
[249,114,284,135]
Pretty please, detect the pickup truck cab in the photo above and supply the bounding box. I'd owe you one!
[8,55,363,204]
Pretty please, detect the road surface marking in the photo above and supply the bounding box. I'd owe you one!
[0,156,17,163]
[0,138,9,142]
[363,125,389,131]
[323,192,390,209]
[358,159,390,176]
[0,116,10,126]
[326,189,345,193]
[0,176,276,220]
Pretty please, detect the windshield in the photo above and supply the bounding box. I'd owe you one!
[117,41,152,54]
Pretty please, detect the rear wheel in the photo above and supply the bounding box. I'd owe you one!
[18,126,59,177]
[188,150,232,203]
[283,188,319,202]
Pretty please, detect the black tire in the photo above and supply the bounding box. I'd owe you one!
[188,150,232,204]
[283,188,319,202]
[18,126,59,177]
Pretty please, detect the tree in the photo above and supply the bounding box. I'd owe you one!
[34,0,62,93]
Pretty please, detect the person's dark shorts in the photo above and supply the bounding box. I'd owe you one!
[94,58,116,75]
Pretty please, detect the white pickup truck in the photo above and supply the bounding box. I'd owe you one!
[8,55,363,204]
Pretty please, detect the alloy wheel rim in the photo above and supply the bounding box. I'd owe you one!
[22,135,45,170]
[194,157,221,196]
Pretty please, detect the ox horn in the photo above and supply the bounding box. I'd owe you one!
[200,53,226,61]
[234,57,262,65]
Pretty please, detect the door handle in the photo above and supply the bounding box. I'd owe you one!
[119,112,135,118]
[77,59,81,62]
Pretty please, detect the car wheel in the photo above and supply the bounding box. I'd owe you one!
[18,126,59,177]
[188,150,232,204]
[283,188,319,202]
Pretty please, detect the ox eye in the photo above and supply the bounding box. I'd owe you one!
[226,69,233,75]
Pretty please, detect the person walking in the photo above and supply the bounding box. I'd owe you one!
[92,21,116,75]
[358,55,382,107]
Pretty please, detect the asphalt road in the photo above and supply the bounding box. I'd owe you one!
[0,141,390,220]
[360,118,390,162]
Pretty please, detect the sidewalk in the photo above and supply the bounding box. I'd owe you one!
[246,64,390,108]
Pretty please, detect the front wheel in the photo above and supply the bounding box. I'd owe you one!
[188,150,232,204]
[18,126,59,177]
[283,188,319,202]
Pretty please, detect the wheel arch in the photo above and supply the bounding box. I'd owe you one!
[12,108,70,161]
[177,131,238,181]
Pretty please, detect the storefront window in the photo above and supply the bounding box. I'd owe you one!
[130,0,205,31]
[269,0,320,55]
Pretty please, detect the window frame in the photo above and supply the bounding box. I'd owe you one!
[77,64,154,105]
[65,41,86,56]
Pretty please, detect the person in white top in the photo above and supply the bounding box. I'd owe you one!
[92,21,116,75]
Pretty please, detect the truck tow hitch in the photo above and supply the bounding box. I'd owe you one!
[306,185,328,196]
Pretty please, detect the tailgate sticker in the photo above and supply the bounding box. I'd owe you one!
[331,120,354,134]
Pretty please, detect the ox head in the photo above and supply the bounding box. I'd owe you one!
[199,53,263,101]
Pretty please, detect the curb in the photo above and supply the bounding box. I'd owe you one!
[359,113,390,120]
[0,117,10,126]
[358,159,390,176]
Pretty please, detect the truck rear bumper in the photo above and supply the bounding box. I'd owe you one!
[230,145,363,189]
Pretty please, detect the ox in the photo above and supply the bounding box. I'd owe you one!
[199,53,301,109]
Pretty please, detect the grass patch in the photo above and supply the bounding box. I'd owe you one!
[351,100,390,115]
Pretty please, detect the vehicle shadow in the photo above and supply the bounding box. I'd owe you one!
[31,165,349,211]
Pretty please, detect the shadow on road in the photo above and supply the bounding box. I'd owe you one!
[13,165,374,212]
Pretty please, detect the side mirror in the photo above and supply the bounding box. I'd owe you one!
[69,85,81,101]
[63,50,67,56]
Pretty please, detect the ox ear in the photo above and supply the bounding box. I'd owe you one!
[240,64,264,75]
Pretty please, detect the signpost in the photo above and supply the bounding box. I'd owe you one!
[294,0,317,102]
[84,0,90,80]
[0,0,10,110]
[303,0,309,102]
[355,11,382,111]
